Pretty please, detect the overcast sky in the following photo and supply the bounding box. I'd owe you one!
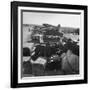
[23,12,81,28]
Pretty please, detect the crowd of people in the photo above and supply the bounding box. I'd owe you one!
[23,37,79,76]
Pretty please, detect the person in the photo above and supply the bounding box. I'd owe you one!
[61,50,79,75]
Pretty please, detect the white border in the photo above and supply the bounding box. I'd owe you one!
[18,6,84,83]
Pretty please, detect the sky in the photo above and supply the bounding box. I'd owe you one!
[23,11,81,28]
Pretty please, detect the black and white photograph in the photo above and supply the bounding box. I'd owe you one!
[22,11,80,77]
[11,1,87,88]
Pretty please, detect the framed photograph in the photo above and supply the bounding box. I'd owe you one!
[11,1,88,88]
